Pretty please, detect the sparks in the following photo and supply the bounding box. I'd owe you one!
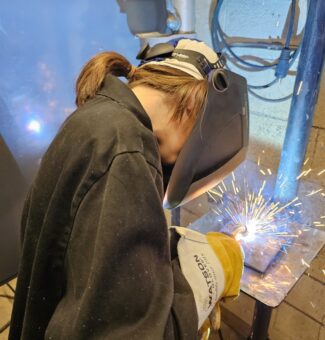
[301,258,310,268]
[297,80,303,95]
[284,265,292,273]
[279,179,287,188]
[232,181,237,194]
[208,191,219,203]
[209,189,222,198]
[211,208,220,216]
[208,157,324,273]
[306,189,323,197]
[258,180,266,196]
[209,188,298,244]
[296,171,305,180]
[303,168,312,176]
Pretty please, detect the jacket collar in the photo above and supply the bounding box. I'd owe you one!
[97,74,152,130]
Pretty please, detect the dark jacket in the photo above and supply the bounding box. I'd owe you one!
[9,75,198,340]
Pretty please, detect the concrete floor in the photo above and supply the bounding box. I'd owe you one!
[0,279,15,340]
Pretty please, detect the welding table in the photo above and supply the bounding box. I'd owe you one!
[172,208,325,340]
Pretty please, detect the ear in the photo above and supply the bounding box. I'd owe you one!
[185,93,196,118]
[187,94,196,112]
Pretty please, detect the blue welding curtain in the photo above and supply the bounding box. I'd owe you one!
[0,0,138,283]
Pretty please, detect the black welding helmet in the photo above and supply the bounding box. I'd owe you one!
[137,39,249,209]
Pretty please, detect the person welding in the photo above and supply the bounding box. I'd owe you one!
[9,38,247,340]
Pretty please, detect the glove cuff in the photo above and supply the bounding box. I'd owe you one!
[171,227,225,329]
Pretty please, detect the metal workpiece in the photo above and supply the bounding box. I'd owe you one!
[274,0,325,202]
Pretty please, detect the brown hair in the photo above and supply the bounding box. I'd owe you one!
[75,51,208,124]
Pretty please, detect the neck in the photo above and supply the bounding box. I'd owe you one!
[131,85,172,134]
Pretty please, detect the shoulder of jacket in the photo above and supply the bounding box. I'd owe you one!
[58,96,160,171]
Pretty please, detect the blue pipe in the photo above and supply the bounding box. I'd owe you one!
[285,0,296,49]
[273,0,325,202]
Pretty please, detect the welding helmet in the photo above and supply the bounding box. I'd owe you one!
[136,39,249,209]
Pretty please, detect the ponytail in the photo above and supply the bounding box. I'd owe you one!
[75,52,133,107]
[75,51,208,127]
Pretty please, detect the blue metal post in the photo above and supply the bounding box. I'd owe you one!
[273,0,325,202]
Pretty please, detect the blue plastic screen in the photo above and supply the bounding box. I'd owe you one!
[0,0,138,283]
[0,0,139,181]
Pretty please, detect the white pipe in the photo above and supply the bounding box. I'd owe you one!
[173,0,196,32]
[137,32,197,47]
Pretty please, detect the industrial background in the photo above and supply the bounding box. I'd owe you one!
[180,1,325,339]
[0,0,324,339]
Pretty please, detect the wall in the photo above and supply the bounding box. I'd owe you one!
[195,0,324,186]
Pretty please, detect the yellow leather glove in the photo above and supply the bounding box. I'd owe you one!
[171,227,244,329]
[206,231,243,298]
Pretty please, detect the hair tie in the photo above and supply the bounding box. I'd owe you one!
[127,65,137,79]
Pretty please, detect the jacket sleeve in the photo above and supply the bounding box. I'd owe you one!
[44,151,198,340]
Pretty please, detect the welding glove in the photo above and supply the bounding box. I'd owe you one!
[171,226,244,329]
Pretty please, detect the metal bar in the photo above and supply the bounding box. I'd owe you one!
[171,206,181,225]
[273,0,325,202]
[248,301,273,340]
[225,41,299,51]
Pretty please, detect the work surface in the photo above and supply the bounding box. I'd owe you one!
[189,210,325,307]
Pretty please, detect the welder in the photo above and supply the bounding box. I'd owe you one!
[9,39,247,339]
